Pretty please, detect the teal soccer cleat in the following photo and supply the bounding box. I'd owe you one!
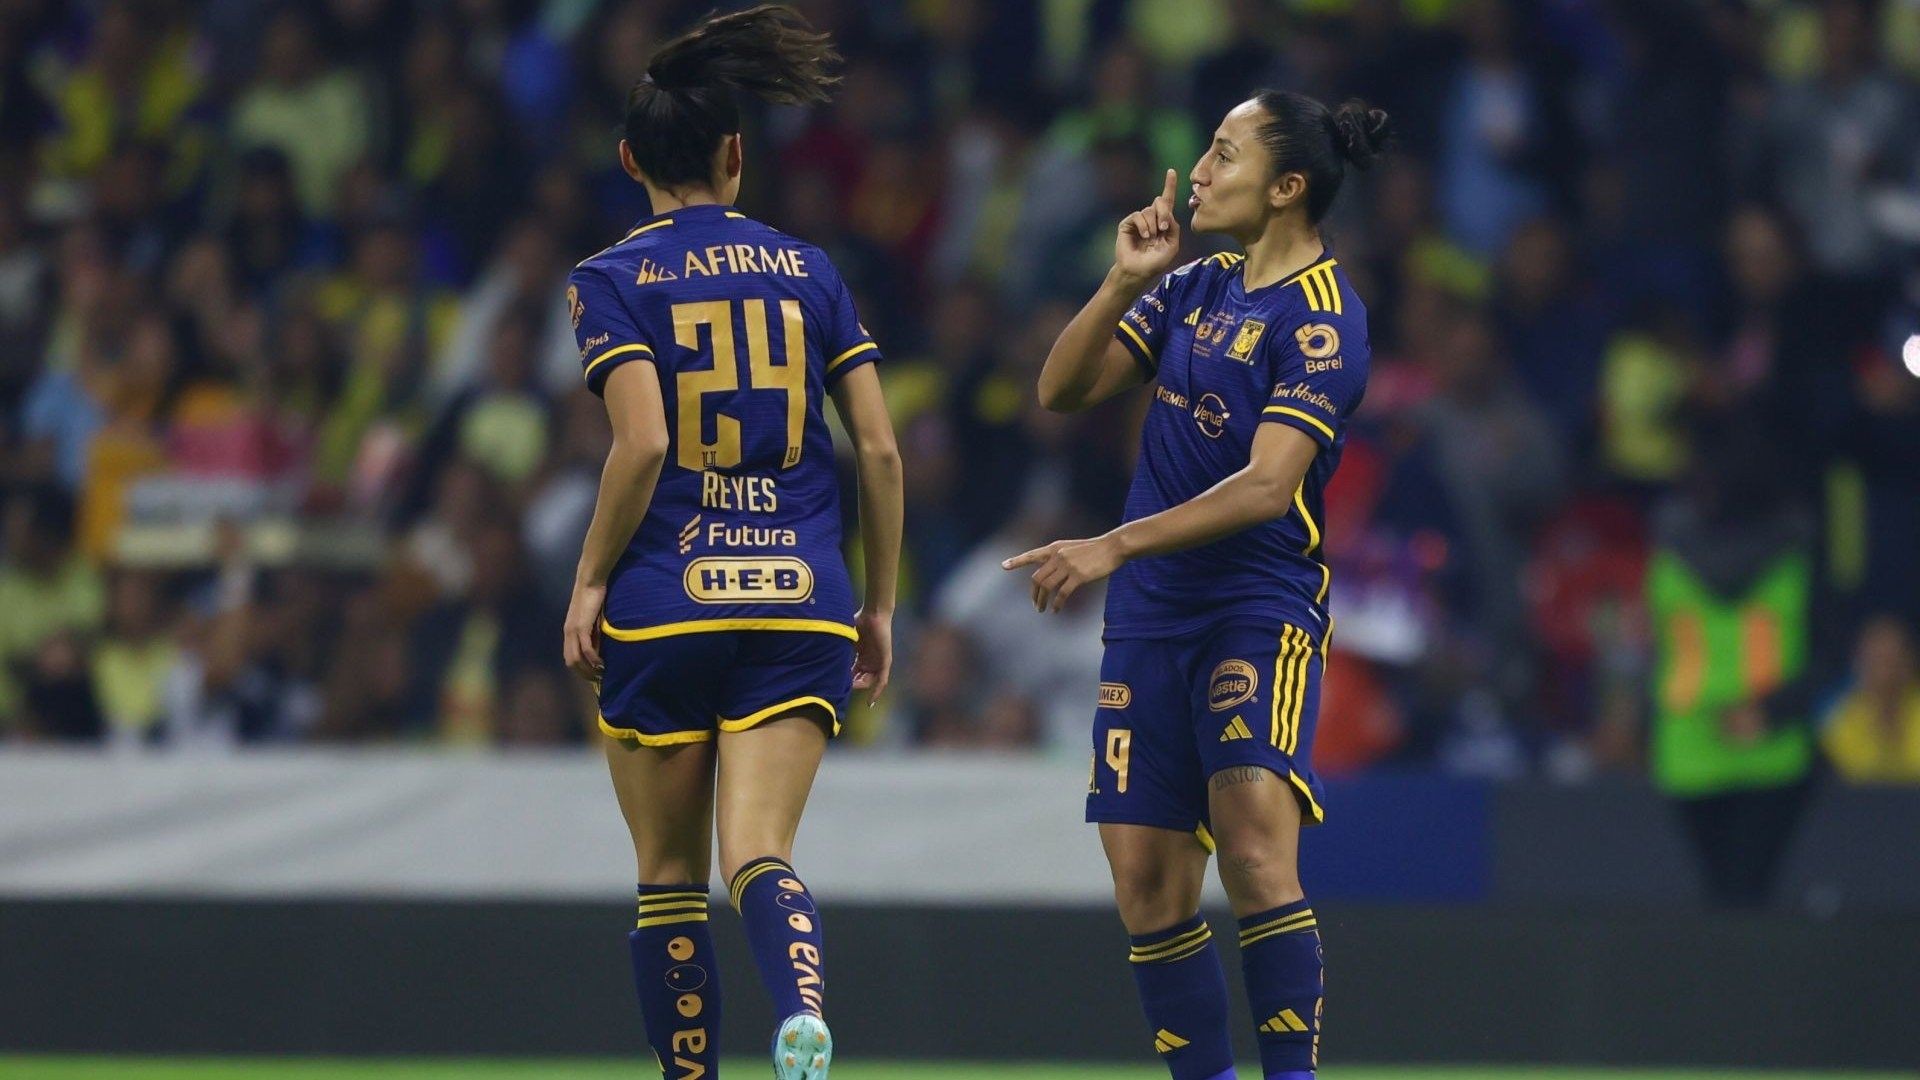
[772,1012,832,1080]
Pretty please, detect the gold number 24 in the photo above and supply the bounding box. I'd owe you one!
[672,298,807,473]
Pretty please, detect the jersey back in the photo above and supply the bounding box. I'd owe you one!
[1105,252,1370,639]
[568,204,881,637]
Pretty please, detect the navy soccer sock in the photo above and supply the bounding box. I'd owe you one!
[628,885,721,1079]
[1237,898,1323,1079]
[1128,913,1237,1080]
[730,856,826,1019]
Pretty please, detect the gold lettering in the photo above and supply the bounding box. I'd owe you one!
[789,942,821,965]
[684,250,711,277]
[729,244,758,273]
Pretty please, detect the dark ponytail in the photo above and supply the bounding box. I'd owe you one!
[1251,91,1393,222]
[625,5,841,189]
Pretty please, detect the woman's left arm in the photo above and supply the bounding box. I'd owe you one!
[564,362,670,681]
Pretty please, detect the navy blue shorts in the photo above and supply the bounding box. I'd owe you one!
[597,627,855,746]
[1087,621,1328,836]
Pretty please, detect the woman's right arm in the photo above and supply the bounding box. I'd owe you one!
[1037,168,1185,412]
[829,362,902,702]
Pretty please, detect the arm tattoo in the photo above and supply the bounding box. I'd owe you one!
[1210,765,1268,791]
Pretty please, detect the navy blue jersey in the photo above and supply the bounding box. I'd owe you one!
[567,204,880,639]
[1105,252,1370,639]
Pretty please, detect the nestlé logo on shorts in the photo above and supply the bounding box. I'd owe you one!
[1208,660,1258,712]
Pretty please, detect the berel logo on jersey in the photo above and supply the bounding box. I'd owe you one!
[684,557,814,603]
[1226,318,1266,362]
[634,258,680,285]
[1295,322,1339,358]
[1208,659,1259,711]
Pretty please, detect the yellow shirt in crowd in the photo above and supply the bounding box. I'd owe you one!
[1822,687,1920,783]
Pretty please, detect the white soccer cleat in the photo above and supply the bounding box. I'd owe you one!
[772,1011,833,1080]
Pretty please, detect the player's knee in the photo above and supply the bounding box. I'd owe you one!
[1109,863,1200,933]
[1213,833,1301,903]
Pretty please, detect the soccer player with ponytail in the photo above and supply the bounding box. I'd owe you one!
[562,8,901,1078]
[1007,92,1391,1080]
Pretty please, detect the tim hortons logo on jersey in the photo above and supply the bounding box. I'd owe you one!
[1273,382,1337,415]
[1226,319,1266,362]
[684,557,814,603]
[1209,659,1259,712]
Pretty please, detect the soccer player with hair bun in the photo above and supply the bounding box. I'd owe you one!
[562,8,901,1078]
[1007,90,1391,1080]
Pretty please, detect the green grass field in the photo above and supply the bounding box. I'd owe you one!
[0,1060,1902,1080]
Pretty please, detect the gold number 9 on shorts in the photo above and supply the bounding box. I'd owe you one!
[1105,729,1132,794]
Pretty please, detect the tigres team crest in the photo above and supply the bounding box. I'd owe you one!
[1208,659,1258,711]
[566,284,583,328]
[1226,318,1266,362]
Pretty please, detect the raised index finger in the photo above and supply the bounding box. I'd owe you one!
[1002,547,1049,570]
[1158,168,1177,205]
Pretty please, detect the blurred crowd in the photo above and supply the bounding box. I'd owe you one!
[2,0,1919,795]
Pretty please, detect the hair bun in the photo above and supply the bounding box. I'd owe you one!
[1329,99,1392,170]
[646,54,694,91]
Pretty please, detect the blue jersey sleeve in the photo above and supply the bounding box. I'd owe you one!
[821,268,882,385]
[1113,267,1184,377]
[570,265,655,397]
[1260,314,1367,449]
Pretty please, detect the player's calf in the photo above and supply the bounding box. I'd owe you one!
[1237,897,1322,1080]
[1128,912,1239,1080]
[730,856,828,1019]
[628,884,723,1080]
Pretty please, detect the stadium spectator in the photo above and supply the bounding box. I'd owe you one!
[1821,615,1920,783]
[1646,423,1816,907]
[0,486,103,734]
